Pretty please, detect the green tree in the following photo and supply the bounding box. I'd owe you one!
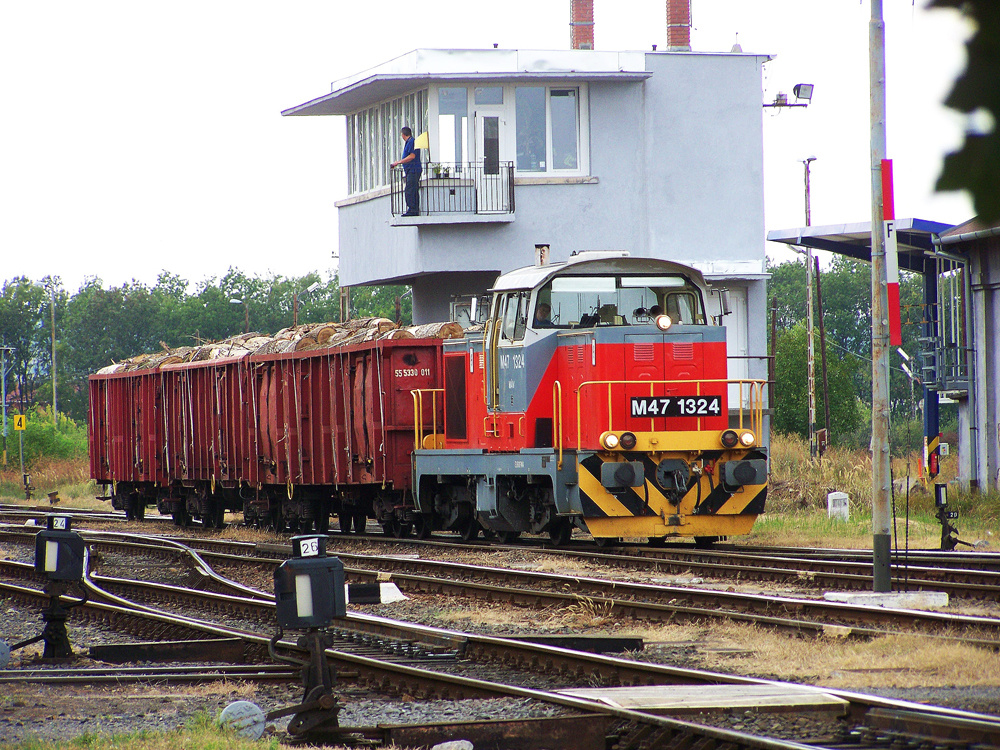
[350,284,412,324]
[768,255,926,422]
[0,277,47,412]
[773,322,862,442]
[930,0,1000,221]
[60,279,161,419]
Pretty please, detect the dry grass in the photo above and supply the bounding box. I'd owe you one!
[0,456,98,504]
[691,621,1000,689]
[763,433,998,549]
[0,712,289,750]
[768,433,952,515]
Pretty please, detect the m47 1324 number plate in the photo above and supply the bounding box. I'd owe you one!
[630,396,722,417]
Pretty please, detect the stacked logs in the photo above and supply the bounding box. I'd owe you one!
[96,318,465,374]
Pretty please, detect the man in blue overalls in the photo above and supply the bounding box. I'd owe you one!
[391,126,421,216]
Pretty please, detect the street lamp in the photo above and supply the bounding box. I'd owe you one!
[293,282,322,328]
[229,298,249,334]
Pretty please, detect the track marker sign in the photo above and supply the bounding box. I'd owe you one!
[13,415,25,431]
[881,159,902,347]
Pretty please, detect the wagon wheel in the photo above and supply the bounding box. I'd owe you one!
[694,536,719,549]
[352,511,367,535]
[395,522,413,539]
[594,536,620,549]
[172,506,190,527]
[125,495,145,521]
[548,520,572,546]
[646,536,667,548]
[338,512,353,534]
[499,530,521,544]
[414,515,433,539]
[205,503,226,529]
[268,509,285,533]
[459,519,480,542]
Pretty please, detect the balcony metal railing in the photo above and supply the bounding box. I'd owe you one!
[391,162,515,217]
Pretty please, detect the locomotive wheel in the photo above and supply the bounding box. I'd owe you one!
[548,520,572,546]
[352,512,367,535]
[338,512,353,534]
[594,537,619,549]
[382,519,412,538]
[646,537,667,548]
[459,519,480,542]
[499,531,521,544]
[694,536,719,549]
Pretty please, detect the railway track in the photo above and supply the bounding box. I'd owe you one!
[3,548,999,749]
[4,526,1000,647]
[322,532,1000,600]
[5,506,1000,598]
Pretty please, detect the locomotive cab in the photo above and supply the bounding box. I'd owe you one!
[411,251,767,546]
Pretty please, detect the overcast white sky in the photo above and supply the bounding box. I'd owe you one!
[0,1,974,292]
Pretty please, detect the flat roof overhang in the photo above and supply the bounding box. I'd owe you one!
[766,218,954,274]
[282,70,652,117]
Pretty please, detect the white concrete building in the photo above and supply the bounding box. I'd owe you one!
[284,46,772,394]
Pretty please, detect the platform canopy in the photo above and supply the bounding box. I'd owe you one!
[766,218,954,274]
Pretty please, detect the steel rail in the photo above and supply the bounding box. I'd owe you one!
[5,530,1000,644]
[4,561,1000,748]
[24,531,1000,644]
[0,579,827,750]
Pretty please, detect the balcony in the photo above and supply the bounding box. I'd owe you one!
[391,162,515,223]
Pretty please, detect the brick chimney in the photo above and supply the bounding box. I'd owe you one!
[666,0,692,51]
[570,0,594,50]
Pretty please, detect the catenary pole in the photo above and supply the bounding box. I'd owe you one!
[1,344,11,466]
[804,157,817,457]
[870,0,892,592]
[50,285,57,426]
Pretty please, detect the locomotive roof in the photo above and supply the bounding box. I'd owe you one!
[490,253,710,293]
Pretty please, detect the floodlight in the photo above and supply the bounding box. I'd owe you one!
[793,83,814,101]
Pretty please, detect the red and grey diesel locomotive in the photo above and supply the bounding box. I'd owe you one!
[89,251,767,545]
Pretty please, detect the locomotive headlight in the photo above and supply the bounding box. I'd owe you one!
[720,430,739,448]
[619,432,638,450]
[739,431,756,447]
[602,432,620,450]
[655,315,673,331]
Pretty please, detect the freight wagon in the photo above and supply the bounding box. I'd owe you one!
[90,339,443,534]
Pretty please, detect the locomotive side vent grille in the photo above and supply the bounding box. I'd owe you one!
[633,343,655,362]
[673,343,694,360]
[567,347,577,364]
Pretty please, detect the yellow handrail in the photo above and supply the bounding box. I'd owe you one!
[552,380,564,470]
[575,378,766,447]
[410,388,445,451]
